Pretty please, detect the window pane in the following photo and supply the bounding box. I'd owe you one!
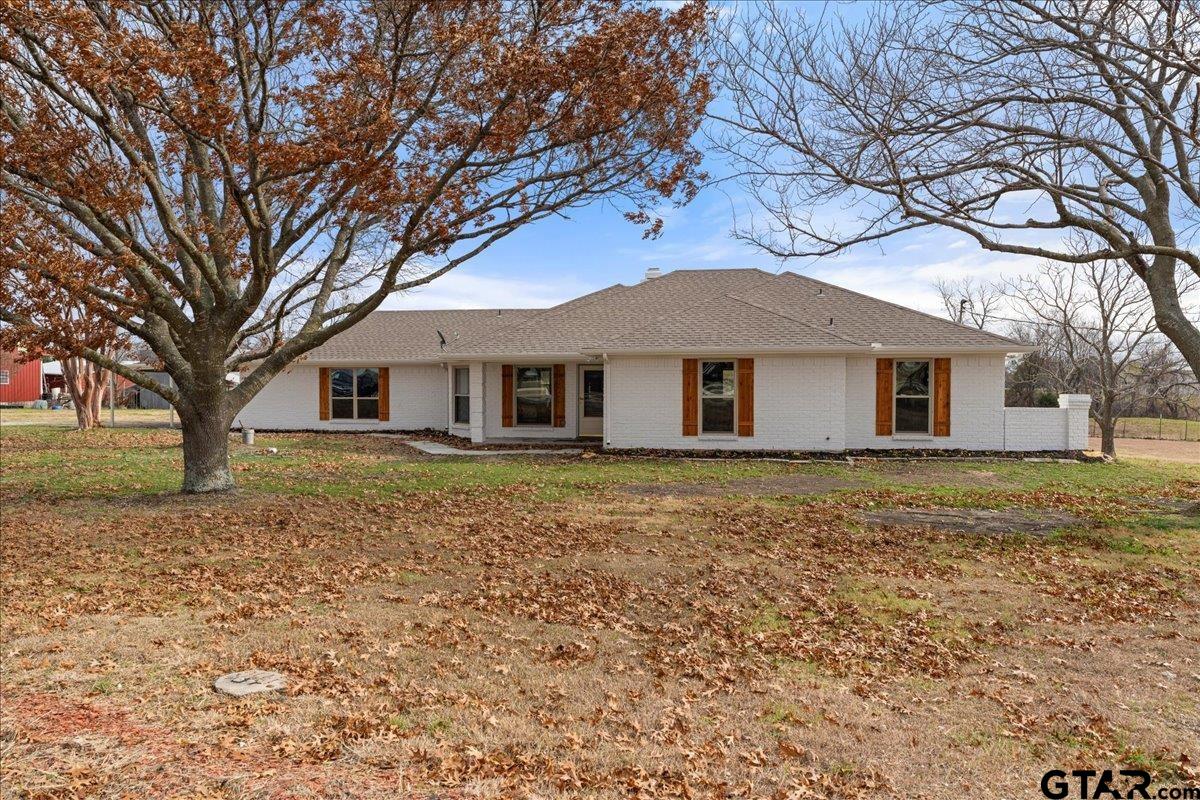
[331,398,354,419]
[454,367,469,395]
[331,369,354,398]
[356,368,379,398]
[702,397,734,433]
[454,395,470,424]
[701,361,735,397]
[515,366,551,425]
[356,398,379,420]
[895,361,929,396]
[895,397,930,433]
[582,370,604,417]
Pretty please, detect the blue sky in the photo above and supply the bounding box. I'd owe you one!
[381,171,1048,316]
[381,1,1049,317]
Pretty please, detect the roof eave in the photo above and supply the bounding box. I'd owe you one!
[298,356,446,365]
[440,352,601,361]
[579,344,1031,356]
[866,344,1036,355]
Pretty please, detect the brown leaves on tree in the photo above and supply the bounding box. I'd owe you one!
[0,0,713,490]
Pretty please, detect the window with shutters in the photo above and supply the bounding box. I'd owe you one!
[700,360,736,434]
[894,360,931,434]
[331,367,380,420]
[515,366,552,425]
[453,367,470,424]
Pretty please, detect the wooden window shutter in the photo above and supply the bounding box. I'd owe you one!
[933,358,951,436]
[552,364,566,427]
[875,358,893,436]
[318,367,331,421]
[501,365,514,427]
[378,367,390,421]
[682,358,698,436]
[736,358,754,437]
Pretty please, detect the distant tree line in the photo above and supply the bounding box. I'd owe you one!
[932,241,1198,456]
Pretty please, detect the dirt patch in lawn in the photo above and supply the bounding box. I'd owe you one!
[870,462,1017,488]
[620,473,865,497]
[864,507,1086,535]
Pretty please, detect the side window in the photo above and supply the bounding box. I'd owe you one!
[700,360,735,433]
[453,367,469,424]
[894,360,931,433]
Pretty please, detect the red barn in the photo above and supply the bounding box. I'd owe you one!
[0,351,44,405]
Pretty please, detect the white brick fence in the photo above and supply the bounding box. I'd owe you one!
[1002,393,1091,452]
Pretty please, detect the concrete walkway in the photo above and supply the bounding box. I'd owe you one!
[403,439,586,457]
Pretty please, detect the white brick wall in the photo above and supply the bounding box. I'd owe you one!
[482,361,582,439]
[844,355,1006,450]
[239,354,1089,453]
[236,363,447,431]
[1002,394,1090,451]
[605,355,847,450]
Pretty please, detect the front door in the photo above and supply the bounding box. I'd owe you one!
[578,366,604,437]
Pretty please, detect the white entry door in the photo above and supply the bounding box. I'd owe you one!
[578,366,604,437]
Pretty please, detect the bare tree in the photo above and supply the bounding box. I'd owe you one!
[933,276,1004,329]
[0,0,712,491]
[713,0,1200,376]
[1003,240,1182,456]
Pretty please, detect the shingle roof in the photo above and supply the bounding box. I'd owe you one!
[448,269,782,356]
[727,272,1021,350]
[302,309,538,362]
[592,294,857,351]
[306,269,1025,362]
[449,268,1023,355]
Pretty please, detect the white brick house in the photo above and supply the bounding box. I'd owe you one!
[237,269,1091,452]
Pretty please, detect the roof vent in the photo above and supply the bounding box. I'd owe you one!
[643,267,662,281]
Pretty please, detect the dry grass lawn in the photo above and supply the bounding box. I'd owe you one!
[1,427,1197,799]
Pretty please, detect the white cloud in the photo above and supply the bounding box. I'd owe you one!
[378,270,590,311]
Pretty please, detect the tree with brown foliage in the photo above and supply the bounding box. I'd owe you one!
[0,0,712,491]
[714,0,1200,378]
[0,260,121,429]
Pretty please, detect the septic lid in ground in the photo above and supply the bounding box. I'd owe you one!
[213,669,286,697]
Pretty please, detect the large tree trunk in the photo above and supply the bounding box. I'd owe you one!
[1144,254,1200,380]
[180,409,235,493]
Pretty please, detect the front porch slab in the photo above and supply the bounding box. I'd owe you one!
[404,439,587,456]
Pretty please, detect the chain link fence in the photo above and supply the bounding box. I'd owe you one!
[1089,416,1200,441]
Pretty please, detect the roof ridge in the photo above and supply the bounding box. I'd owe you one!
[729,291,867,347]
[590,271,783,347]
[446,282,636,353]
[778,271,1023,347]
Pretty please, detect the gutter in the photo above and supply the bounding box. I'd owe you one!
[298,344,1034,366]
